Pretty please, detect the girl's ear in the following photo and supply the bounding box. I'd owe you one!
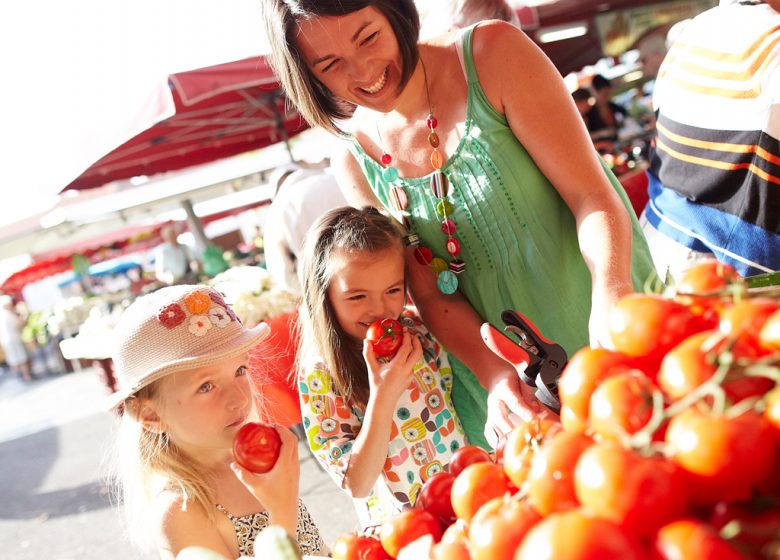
[126,398,166,434]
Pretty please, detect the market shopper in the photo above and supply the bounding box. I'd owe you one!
[0,295,32,382]
[641,0,780,280]
[109,285,324,559]
[153,225,199,285]
[297,207,468,528]
[261,0,657,448]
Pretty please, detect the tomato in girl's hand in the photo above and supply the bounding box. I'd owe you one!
[232,422,282,474]
[366,318,404,359]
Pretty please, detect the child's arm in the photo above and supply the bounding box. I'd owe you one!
[341,332,422,498]
[231,426,300,537]
[152,493,233,559]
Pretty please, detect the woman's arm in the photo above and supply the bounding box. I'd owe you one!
[472,21,635,348]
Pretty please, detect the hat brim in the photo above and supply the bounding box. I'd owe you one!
[105,321,271,411]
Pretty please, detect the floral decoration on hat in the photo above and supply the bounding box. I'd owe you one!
[188,314,213,336]
[208,306,231,328]
[184,290,211,314]
[158,303,186,329]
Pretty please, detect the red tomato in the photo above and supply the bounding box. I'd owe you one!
[558,348,637,433]
[514,510,646,560]
[710,502,780,556]
[588,370,658,442]
[574,442,689,538]
[654,519,747,560]
[502,419,559,489]
[608,294,704,361]
[333,532,391,560]
[417,472,456,526]
[676,260,741,311]
[451,462,512,523]
[767,387,780,434]
[430,540,471,560]
[719,298,780,356]
[380,509,442,558]
[448,445,492,477]
[526,431,592,516]
[365,318,404,359]
[666,408,775,505]
[440,521,468,545]
[759,309,780,351]
[468,497,541,560]
[232,422,281,474]
[658,330,770,403]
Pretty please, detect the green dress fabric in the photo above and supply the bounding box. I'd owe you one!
[346,26,657,449]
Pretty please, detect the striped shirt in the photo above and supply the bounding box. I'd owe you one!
[645,1,780,276]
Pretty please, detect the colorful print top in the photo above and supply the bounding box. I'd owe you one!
[298,308,467,528]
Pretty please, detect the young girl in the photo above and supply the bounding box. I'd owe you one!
[109,285,324,559]
[297,206,468,528]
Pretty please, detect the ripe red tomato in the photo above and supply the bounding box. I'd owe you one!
[365,318,404,359]
[417,472,456,526]
[430,541,471,560]
[654,519,746,560]
[468,497,540,560]
[759,309,780,351]
[451,462,512,523]
[232,422,281,473]
[332,532,390,560]
[526,431,592,516]
[666,408,775,505]
[588,370,658,442]
[514,509,646,560]
[440,521,468,545]
[766,387,780,434]
[379,509,441,558]
[719,298,780,356]
[608,294,704,361]
[676,260,741,316]
[558,348,637,433]
[502,419,559,488]
[448,445,492,477]
[574,442,689,538]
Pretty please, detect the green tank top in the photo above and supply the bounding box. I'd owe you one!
[347,26,656,448]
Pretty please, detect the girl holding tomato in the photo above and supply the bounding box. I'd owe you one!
[297,206,468,528]
[107,285,324,559]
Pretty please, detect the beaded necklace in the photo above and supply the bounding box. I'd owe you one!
[377,60,465,295]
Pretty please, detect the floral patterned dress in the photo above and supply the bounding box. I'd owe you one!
[298,308,468,528]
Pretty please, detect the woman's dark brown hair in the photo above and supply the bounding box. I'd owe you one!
[297,206,406,407]
[261,0,421,135]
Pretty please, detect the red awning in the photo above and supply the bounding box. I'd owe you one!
[65,56,308,191]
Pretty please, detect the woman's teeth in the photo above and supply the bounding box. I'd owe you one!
[361,69,387,94]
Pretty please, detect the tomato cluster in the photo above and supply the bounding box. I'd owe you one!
[332,261,780,560]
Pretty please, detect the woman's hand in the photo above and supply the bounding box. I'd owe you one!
[231,426,299,536]
[589,284,632,349]
[363,329,422,403]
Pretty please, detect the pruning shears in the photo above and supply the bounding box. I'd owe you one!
[480,310,568,414]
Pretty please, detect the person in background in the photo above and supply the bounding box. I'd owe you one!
[109,285,324,558]
[0,295,32,382]
[153,225,199,286]
[572,87,592,119]
[263,162,347,295]
[261,0,656,449]
[641,0,780,280]
[585,74,628,143]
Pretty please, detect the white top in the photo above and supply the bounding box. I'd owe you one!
[154,242,193,284]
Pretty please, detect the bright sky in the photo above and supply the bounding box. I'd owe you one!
[0,0,270,228]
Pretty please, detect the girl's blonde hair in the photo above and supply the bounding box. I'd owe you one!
[297,206,406,407]
[110,378,258,549]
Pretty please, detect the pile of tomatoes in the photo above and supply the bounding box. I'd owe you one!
[332,261,780,560]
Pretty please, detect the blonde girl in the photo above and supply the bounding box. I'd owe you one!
[109,285,324,559]
[297,206,467,528]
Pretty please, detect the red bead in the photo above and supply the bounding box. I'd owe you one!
[414,246,433,266]
[441,219,456,235]
[381,153,392,165]
[427,116,438,130]
[445,238,461,257]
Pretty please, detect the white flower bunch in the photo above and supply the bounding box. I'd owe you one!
[210,266,299,328]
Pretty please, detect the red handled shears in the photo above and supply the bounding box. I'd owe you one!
[480,310,567,414]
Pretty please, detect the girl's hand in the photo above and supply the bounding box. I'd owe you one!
[363,329,422,403]
[231,426,299,536]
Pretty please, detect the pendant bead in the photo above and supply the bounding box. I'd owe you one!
[390,185,408,211]
[431,171,449,199]
[449,259,466,274]
[430,150,444,170]
[437,270,458,294]
[445,238,461,257]
[414,246,433,266]
[441,219,456,235]
[382,166,399,182]
[381,153,392,165]
[436,200,454,217]
[427,116,438,130]
[403,233,421,247]
[430,257,448,275]
[428,132,440,148]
